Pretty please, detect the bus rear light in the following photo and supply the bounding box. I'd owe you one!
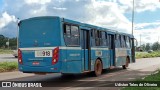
[52,47,59,65]
[18,49,23,64]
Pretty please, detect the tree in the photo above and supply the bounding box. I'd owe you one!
[0,35,17,49]
[145,43,151,51]
[141,44,146,51]
[152,42,160,51]
[0,35,7,48]
[9,38,17,49]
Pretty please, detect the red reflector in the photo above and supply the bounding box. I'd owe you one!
[18,49,23,64]
[52,47,59,65]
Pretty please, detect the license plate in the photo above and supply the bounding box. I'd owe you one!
[32,62,39,65]
[35,50,52,57]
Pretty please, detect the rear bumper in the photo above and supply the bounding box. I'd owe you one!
[18,65,60,73]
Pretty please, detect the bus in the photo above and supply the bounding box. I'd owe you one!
[18,16,136,76]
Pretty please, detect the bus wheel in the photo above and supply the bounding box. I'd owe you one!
[122,57,129,69]
[94,59,102,76]
[61,73,73,78]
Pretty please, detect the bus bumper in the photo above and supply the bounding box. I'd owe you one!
[18,65,60,73]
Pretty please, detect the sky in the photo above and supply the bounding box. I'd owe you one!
[0,0,160,45]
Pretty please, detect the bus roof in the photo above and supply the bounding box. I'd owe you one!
[62,17,134,38]
[20,16,134,38]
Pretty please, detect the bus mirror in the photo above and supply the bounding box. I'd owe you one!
[18,21,21,27]
[134,38,138,47]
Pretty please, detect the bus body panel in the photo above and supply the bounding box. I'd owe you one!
[18,17,63,73]
[61,48,82,73]
[19,48,63,73]
[115,48,132,66]
[90,48,111,71]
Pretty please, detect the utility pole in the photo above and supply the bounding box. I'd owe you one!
[17,18,20,50]
[139,34,142,51]
[140,34,141,48]
[132,0,135,35]
[158,36,159,50]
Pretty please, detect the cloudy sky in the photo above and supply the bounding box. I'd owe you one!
[0,0,160,45]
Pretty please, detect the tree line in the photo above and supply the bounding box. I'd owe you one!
[139,42,160,51]
[0,35,17,49]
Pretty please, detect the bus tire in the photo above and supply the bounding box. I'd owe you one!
[122,57,129,69]
[61,73,73,77]
[94,59,102,76]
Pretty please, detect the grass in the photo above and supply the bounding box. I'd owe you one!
[136,51,160,59]
[122,70,160,90]
[0,62,18,72]
[0,49,13,54]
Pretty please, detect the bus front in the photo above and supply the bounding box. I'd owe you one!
[18,16,62,74]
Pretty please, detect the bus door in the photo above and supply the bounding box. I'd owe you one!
[81,29,91,71]
[108,34,115,66]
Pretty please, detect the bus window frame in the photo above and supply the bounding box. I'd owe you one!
[63,23,80,47]
[91,29,96,47]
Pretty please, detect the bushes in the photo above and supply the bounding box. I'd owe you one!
[0,62,18,72]
[0,49,13,54]
[136,51,160,59]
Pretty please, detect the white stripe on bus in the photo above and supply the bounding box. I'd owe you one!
[19,47,82,50]
[91,47,109,50]
[19,47,110,51]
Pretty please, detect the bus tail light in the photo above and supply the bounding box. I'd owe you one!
[52,47,59,65]
[18,49,23,64]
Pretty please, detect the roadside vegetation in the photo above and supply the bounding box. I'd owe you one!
[136,51,160,59]
[0,49,13,54]
[0,62,18,72]
[123,70,160,90]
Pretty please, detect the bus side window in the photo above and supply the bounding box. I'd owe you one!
[121,35,125,48]
[126,36,130,48]
[129,37,132,48]
[101,31,107,46]
[115,34,121,48]
[91,29,95,46]
[71,26,79,36]
[95,30,100,46]
[63,24,80,46]
[71,25,80,46]
[108,35,111,49]
[63,24,71,45]
[124,36,126,47]
[119,35,122,48]
[63,24,70,35]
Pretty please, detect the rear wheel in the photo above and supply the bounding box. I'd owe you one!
[94,59,102,76]
[122,57,129,69]
[61,73,73,77]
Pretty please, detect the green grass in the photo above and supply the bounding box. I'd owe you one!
[123,70,160,90]
[136,51,160,59]
[0,62,18,72]
[0,49,13,54]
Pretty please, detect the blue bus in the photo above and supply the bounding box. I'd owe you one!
[18,16,136,76]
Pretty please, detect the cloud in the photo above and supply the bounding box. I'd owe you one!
[25,0,51,5]
[86,1,131,33]
[52,7,67,11]
[0,12,16,30]
[119,0,160,12]
[135,0,160,12]
[134,25,160,45]
[0,0,160,45]
[135,22,160,29]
